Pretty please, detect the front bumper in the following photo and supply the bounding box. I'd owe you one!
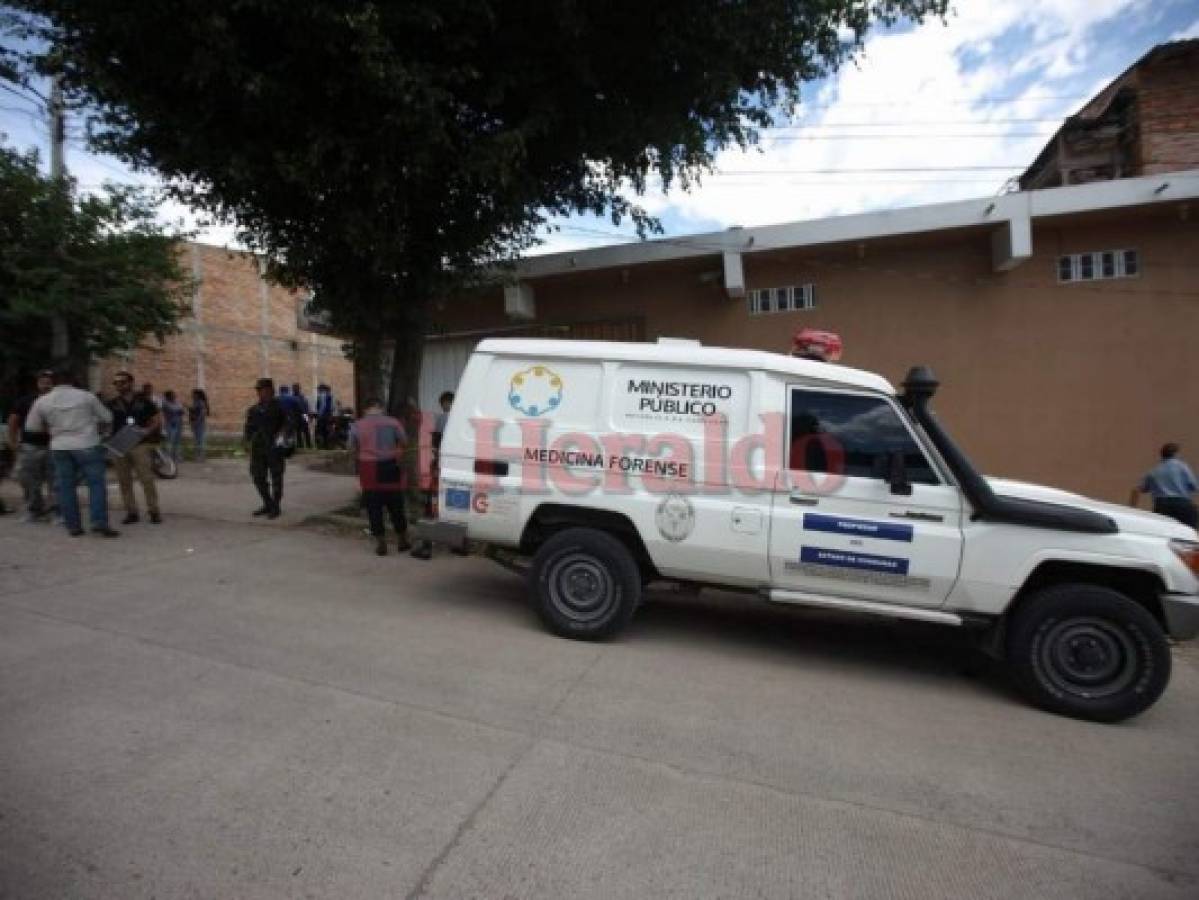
[411,519,468,551]
[1162,592,1199,640]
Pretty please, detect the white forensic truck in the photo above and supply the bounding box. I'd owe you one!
[415,337,1199,722]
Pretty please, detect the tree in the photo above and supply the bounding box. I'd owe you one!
[0,142,191,382]
[9,0,947,409]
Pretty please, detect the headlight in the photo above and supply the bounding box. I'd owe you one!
[1169,539,1199,575]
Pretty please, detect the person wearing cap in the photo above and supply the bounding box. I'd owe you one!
[7,369,55,520]
[1131,442,1198,526]
[244,377,288,518]
[24,367,119,537]
[107,370,163,525]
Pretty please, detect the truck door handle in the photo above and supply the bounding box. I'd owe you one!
[789,493,819,506]
[890,511,943,522]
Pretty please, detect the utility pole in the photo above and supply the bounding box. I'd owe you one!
[48,73,69,362]
[49,74,65,180]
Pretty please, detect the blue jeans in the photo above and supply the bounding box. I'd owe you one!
[165,423,182,461]
[192,421,206,461]
[52,446,110,532]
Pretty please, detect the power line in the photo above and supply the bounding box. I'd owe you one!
[0,80,46,108]
[66,138,134,177]
[796,93,1088,108]
[761,131,1055,141]
[766,117,1067,130]
[709,165,1025,174]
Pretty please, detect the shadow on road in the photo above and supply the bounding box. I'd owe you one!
[422,557,1015,704]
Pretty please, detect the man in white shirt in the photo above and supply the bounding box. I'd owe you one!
[25,368,120,537]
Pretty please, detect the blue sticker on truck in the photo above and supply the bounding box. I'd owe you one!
[799,546,910,576]
[803,513,913,543]
[445,488,471,510]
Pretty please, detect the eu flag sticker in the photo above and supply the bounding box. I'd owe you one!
[445,488,471,510]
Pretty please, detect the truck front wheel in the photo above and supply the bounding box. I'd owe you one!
[1007,584,1171,722]
[531,528,641,640]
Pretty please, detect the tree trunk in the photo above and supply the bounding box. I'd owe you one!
[353,329,385,411]
[384,311,427,419]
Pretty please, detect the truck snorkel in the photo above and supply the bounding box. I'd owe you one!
[900,366,1117,534]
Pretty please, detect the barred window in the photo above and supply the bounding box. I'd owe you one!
[1057,249,1139,283]
[749,284,816,315]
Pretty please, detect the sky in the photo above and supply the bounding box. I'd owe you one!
[2,0,1198,258]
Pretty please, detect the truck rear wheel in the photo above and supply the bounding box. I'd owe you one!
[1007,584,1171,722]
[531,527,641,640]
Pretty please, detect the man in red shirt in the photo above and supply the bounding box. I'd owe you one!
[349,398,412,555]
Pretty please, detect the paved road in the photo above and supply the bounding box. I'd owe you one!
[1,462,1198,898]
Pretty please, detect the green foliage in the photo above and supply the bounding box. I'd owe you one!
[0,142,192,374]
[7,0,946,399]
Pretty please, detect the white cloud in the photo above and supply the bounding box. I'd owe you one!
[4,0,1179,258]
[531,0,1167,253]
[1170,17,1199,40]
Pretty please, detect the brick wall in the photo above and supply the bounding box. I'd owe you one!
[1138,44,1199,175]
[95,243,355,434]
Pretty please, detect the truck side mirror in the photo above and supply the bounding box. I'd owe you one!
[888,450,913,496]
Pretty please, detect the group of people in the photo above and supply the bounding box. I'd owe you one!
[10,367,1193,546]
[278,382,343,450]
[2,367,201,535]
[1,367,350,536]
[237,379,455,556]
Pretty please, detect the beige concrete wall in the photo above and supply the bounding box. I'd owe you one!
[435,207,1199,503]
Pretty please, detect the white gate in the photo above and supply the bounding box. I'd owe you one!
[420,337,478,412]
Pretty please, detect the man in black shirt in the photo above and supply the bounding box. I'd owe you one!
[244,377,287,518]
[107,370,163,524]
[7,370,54,520]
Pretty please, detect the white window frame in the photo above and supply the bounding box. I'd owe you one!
[1056,249,1140,284]
[749,284,817,316]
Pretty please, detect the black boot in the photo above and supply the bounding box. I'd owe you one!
[253,483,272,516]
[375,537,388,556]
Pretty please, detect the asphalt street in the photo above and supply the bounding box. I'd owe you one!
[1,460,1197,898]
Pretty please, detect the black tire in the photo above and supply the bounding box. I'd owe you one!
[1007,584,1171,722]
[530,527,642,640]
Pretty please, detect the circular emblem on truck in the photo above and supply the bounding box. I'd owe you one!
[509,365,563,417]
[655,493,696,543]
